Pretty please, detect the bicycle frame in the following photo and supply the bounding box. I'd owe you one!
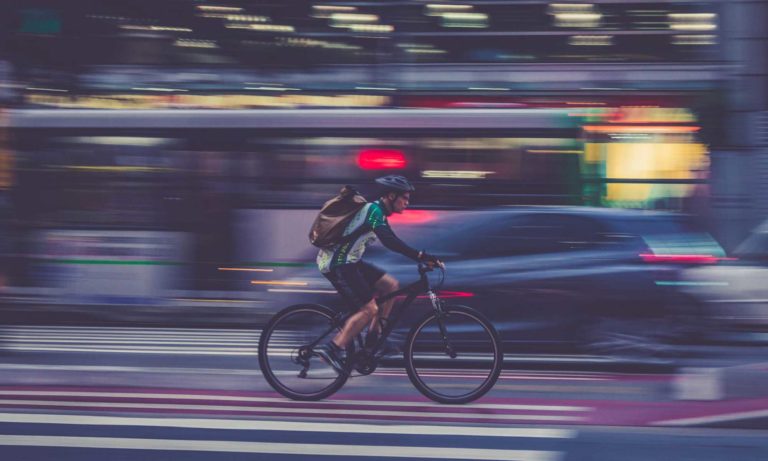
[311,265,443,365]
[367,269,439,355]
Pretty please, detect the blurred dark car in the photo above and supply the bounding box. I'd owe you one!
[379,207,726,352]
[265,206,726,353]
[681,218,768,342]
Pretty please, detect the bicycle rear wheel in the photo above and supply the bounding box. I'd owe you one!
[258,304,350,401]
[404,304,502,404]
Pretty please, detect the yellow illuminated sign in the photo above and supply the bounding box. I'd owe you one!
[26,93,392,109]
[599,142,708,203]
[609,107,697,124]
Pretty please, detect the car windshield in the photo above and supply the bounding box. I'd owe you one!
[734,220,768,260]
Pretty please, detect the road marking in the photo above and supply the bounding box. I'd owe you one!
[0,326,265,355]
[0,412,576,438]
[376,370,607,381]
[1,327,267,353]
[652,409,768,426]
[498,376,608,381]
[4,346,257,355]
[0,435,563,461]
[3,338,259,345]
[0,390,590,412]
[493,384,645,394]
[4,327,654,367]
[2,343,643,364]
[0,363,261,375]
[1,331,263,337]
[3,326,260,334]
[0,363,629,389]
[0,399,584,422]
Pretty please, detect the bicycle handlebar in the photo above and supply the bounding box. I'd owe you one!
[418,261,446,290]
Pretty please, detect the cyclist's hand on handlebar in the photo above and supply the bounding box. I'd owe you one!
[419,251,445,269]
[430,259,445,270]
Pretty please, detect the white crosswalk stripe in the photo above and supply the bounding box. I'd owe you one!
[0,412,572,460]
[0,435,563,461]
[0,399,584,422]
[0,390,591,412]
[0,412,576,438]
[0,387,591,424]
[1,326,263,355]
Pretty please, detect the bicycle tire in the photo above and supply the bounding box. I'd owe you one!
[258,303,351,401]
[404,304,503,404]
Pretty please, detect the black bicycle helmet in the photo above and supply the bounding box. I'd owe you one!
[375,175,415,193]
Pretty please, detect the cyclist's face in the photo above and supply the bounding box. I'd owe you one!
[392,192,410,214]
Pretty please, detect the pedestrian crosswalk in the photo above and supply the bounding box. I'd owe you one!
[0,411,573,461]
[0,325,673,398]
[0,386,591,425]
[0,326,661,369]
[0,326,262,355]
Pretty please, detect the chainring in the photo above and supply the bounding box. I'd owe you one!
[352,349,378,375]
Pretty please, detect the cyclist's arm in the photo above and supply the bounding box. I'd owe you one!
[367,204,420,261]
[373,224,420,261]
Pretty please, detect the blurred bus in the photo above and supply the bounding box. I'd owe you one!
[3,108,708,294]
[6,107,710,227]
[7,108,589,228]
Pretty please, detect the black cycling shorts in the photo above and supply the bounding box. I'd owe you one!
[324,261,386,311]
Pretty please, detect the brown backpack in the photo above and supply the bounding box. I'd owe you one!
[309,185,367,248]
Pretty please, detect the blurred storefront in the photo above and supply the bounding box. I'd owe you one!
[4,1,726,110]
[1,0,766,296]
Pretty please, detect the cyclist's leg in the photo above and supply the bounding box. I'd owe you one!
[326,263,379,348]
[369,273,398,335]
[334,299,377,348]
[353,262,394,335]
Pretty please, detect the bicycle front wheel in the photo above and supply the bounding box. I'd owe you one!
[405,304,503,404]
[258,304,350,401]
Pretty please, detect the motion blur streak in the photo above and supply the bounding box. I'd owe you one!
[1,1,767,460]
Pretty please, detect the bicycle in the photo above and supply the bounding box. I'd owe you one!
[258,263,503,404]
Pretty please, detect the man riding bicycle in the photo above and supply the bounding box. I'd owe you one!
[315,175,441,373]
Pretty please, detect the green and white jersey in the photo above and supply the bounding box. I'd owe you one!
[317,200,388,274]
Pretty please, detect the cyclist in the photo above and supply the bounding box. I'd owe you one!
[315,175,441,373]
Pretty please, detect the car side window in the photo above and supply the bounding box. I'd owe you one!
[479,214,608,257]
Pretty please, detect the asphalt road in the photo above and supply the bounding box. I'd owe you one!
[0,325,766,460]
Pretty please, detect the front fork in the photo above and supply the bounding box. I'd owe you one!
[428,290,457,359]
